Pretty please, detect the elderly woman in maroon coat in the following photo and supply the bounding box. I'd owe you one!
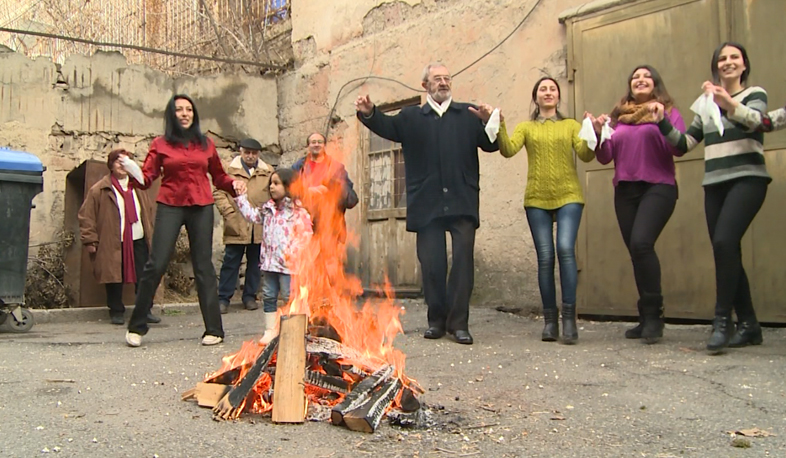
[78,149,159,325]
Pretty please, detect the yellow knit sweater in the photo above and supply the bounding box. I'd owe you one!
[498,117,595,209]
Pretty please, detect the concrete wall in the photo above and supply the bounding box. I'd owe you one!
[279,0,588,308]
[0,48,279,261]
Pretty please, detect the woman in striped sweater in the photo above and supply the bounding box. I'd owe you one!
[655,42,770,353]
[589,65,686,345]
[495,76,595,344]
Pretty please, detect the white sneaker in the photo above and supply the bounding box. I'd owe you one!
[201,335,223,346]
[126,331,142,347]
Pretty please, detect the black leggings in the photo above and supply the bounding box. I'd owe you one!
[704,177,768,318]
[614,182,677,297]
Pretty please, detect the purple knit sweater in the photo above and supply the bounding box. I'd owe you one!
[596,108,686,186]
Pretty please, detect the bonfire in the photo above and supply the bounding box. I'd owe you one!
[182,145,422,432]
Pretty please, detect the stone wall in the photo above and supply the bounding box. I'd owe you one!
[0,48,279,264]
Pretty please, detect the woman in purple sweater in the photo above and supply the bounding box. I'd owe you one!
[588,65,686,344]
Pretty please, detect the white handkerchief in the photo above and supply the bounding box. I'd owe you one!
[599,119,615,148]
[120,155,144,184]
[484,108,501,142]
[578,117,598,150]
[691,92,724,136]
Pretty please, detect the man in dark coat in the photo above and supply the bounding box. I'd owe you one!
[355,62,498,345]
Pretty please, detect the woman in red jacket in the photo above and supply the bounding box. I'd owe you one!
[124,94,246,347]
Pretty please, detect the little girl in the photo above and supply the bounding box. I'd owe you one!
[235,168,312,344]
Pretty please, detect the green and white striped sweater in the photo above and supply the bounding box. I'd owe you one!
[657,86,771,186]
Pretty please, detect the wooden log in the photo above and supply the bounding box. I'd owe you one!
[331,365,394,426]
[180,387,197,401]
[399,387,421,412]
[213,336,279,421]
[304,370,350,394]
[343,378,402,433]
[306,336,379,371]
[203,364,249,385]
[196,382,230,408]
[272,314,308,424]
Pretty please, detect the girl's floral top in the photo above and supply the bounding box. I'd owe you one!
[235,195,312,274]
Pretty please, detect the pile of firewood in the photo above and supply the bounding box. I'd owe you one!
[182,314,421,433]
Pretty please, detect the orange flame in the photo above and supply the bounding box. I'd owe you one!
[205,140,417,398]
[283,142,410,378]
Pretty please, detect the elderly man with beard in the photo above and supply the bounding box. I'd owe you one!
[355,62,498,345]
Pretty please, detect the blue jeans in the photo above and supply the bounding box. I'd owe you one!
[525,203,583,310]
[218,243,262,304]
[262,271,291,313]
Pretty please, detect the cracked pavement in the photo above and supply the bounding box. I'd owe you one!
[1,300,784,457]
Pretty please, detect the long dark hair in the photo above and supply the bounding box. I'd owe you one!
[711,41,751,85]
[610,65,675,124]
[530,76,565,121]
[271,167,296,199]
[164,94,207,150]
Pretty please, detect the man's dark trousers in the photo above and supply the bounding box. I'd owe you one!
[416,215,476,333]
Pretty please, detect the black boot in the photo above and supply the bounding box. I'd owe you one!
[728,317,763,347]
[640,293,664,345]
[542,308,559,342]
[561,303,578,345]
[625,299,645,339]
[707,314,733,353]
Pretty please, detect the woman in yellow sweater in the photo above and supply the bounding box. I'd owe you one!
[497,77,595,344]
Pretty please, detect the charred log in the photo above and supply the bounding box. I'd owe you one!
[204,364,249,385]
[213,336,279,420]
[399,387,421,412]
[331,365,394,426]
[343,378,402,433]
[305,371,350,394]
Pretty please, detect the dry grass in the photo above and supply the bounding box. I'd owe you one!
[24,230,75,309]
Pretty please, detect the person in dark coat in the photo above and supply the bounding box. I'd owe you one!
[355,62,499,345]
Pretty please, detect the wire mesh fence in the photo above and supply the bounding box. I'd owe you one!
[0,0,291,74]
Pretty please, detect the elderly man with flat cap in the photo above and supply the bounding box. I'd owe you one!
[214,138,273,313]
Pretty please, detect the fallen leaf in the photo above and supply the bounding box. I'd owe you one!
[550,415,566,421]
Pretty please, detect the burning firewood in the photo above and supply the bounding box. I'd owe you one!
[331,365,394,426]
[213,336,279,421]
[305,371,350,394]
[307,336,378,366]
[343,377,402,433]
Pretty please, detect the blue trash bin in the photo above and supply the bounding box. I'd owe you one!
[0,148,44,332]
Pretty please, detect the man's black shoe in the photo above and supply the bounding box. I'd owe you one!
[451,330,473,345]
[110,314,124,325]
[146,313,162,324]
[424,327,446,339]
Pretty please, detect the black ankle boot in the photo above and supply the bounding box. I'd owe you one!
[542,308,559,342]
[625,299,645,339]
[640,293,664,345]
[707,314,733,353]
[561,303,577,345]
[728,318,763,347]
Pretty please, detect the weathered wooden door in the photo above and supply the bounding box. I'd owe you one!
[358,101,422,295]
[564,0,786,322]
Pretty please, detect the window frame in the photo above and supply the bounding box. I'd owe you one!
[361,96,421,222]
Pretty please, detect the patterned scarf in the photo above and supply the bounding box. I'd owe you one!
[616,102,662,125]
[111,175,139,284]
